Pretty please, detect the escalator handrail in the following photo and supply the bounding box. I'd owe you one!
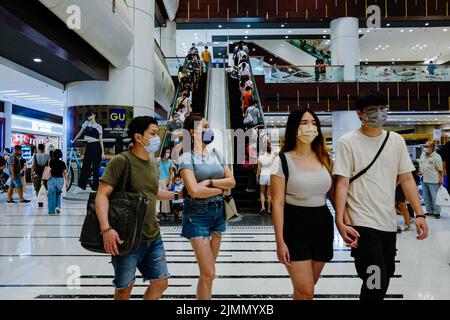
[248,60,267,129]
[159,57,188,157]
[203,61,212,119]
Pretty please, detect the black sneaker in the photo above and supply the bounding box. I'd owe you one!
[20,199,31,203]
[435,214,441,219]
[425,212,433,216]
[6,200,17,204]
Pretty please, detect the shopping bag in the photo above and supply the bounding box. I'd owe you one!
[435,186,450,206]
[37,185,47,203]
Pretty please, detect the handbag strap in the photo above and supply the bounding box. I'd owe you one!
[350,131,390,184]
[279,153,289,187]
[117,153,132,193]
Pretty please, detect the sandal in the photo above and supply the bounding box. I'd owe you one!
[259,208,266,215]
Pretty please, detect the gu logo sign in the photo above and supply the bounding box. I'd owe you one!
[109,109,127,127]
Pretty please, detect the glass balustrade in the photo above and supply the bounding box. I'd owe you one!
[264,65,344,83]
[356,64,450,82]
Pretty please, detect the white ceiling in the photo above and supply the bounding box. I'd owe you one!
[176,26,450,63]
[0,61,65,116]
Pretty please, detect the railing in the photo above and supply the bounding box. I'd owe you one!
[356,64,450,82]
[249,57,265,75]
[159,57,188,155]
[203,61,212,118]
[165,57,188,76]
[248,60,267,128]
[264,65,345,83]
[154,39,169,72]
[288,39,331,65]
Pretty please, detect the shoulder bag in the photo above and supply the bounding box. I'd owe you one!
[79,154,149,255]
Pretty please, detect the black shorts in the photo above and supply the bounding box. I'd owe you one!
[283,204,334,262]
[172,203,184,212]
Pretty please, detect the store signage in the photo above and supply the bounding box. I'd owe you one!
[109,109,127,126]
[11,133,36,147]
[433,129,442,141]
[32,121,52,133]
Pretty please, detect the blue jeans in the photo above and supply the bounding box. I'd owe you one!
[111,237,169,289]
[423,182,441,215]
[181,197,226,240]
[47,177,64,214]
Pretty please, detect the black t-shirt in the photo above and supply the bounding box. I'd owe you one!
[0,156,5,170]
[50,159,66,178]
[441,142,450,168]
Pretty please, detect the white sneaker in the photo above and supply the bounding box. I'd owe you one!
[56,208,61,215]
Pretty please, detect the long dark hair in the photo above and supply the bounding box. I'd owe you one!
[282,108,331,173]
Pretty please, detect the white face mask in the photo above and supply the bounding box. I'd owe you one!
[297,124,319,144]
[143,136,161,154]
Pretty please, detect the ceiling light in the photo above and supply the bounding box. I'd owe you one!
[194,33,198,36]
[375,47,379,50]
[359,30,362,33]
[378,45,382,48]
[385,45,389,48]
[409,29,413,32]
[288,30,292,33]
[365,58,368,61]
[19,95,41,99]
[247,25,251,28]
[245,30,249,34]
[323,30,327,33]
[33,58,42,63]
[382,47,386,50]
[194,37,198,40]
[245,36,248,39]
[218,25,222,28]
[386,23,391,27]
[444,29,448,32]
[0,90,19,94]
[366,30,370,33]
[400,29,405,32]
[323,36,326,38]
[285,36,289,39]
[281,24,285,27]
[28,97,50,100]
[423,44,427,47]
[4,92,30,96]
[412,47,416,49]
[425,23,429,26]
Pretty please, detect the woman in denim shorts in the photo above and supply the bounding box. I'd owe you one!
[179,113,236,300]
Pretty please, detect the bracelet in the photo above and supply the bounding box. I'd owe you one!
[100,227,113,235]
[415,215,426,219]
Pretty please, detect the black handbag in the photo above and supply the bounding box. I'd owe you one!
[79,154,149,255]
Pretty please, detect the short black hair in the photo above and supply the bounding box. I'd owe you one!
[128,116,158,143]
[52,149,63,160]
[38,144,45,152]
[86,110,95,118]
[354,90,387,111]
[205,46,208,49]
[14,145,21,152]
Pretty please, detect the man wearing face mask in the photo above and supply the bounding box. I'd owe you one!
[333,90,428,301]
[419,141,444,219]
[96,116,181,300]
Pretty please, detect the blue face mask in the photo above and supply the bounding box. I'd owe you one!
[143,136,161,154]
[202,129,214,145]
[423,147,431,153]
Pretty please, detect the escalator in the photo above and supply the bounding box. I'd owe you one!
[227,62,266,214]
[191,70,209,115]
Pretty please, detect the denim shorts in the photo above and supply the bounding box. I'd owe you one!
[111,236,169,289]
[10,177,23,190]
[181,198,226,240]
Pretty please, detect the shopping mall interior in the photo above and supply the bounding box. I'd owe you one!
[0,0,450,301]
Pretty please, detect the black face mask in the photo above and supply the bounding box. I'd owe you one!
[202,129,214,145]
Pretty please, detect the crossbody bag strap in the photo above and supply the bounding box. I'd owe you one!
[279,153,289,187]
[350,131,390,184]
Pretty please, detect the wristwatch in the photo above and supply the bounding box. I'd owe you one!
[174,193,179,201]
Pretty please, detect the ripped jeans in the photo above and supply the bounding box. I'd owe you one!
[111,236,169,289]
[181,197,226,240]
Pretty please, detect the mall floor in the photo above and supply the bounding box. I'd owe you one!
[0,187,449,300]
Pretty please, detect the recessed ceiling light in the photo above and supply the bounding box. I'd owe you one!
[359,30,362,33]
[378,45,382,48]
[425,23,429,26]
[19,95,41,99]
[285,36,289,39]
[194,37,198,40]
[409,29,413,32]
[28,97,50,100]
[288,30,292,33]
[366,30,370,33]
[375,47,379,50]
[194,33,198,36]
[400,29,405,32]
[281,24,285,27]
[33,58,42,63]
[323,36,326,38]
[245,36,248,39]
[423,44,427,47]
[323,30,327,33]
[386,23,391,27]
[218,25,222,28]
[245,30,249,34]
[385,45,389,48]
[247,25,251,28]
[444,29,448,32]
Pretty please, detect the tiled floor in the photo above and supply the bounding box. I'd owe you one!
[1,187,450,300]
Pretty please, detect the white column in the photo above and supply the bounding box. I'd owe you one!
[161,20,177,57]
[4,101,12,149]
[67,0,155,117]
[330,17,359,81]
[332,111,361,152]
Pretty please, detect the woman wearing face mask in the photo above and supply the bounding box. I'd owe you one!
[271,108,335,300]
[157,147,176,219]
[71,110,106,192]
[178,113,236,300]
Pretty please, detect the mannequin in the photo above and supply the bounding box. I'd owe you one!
[71,111,105,191]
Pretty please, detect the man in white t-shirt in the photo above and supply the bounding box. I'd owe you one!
[333,90,428,301]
